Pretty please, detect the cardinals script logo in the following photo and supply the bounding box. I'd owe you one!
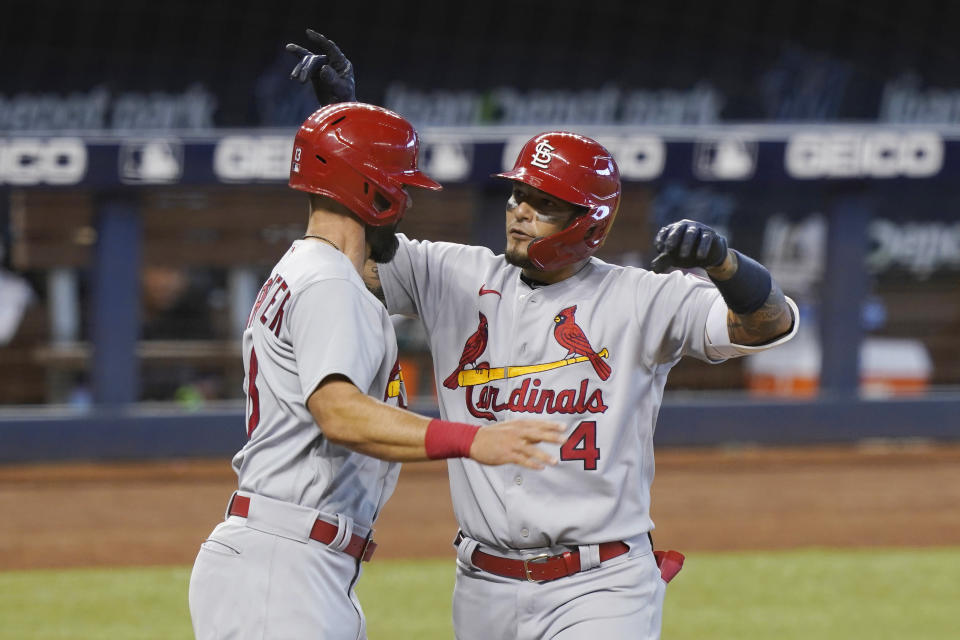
[444,306,612,421]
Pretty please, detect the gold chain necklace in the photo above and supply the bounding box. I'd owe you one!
[302,235,341,252]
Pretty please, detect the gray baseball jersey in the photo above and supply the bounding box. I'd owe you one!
[233,239,403,522]
[189,239,407,640]
[379,234,797,639]
[382,234,796,549]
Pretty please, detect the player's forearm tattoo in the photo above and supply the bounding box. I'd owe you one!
[726,283,794,346]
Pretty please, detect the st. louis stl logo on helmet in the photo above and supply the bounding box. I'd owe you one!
[530,139,556,169]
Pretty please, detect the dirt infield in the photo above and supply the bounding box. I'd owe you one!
[2,443,959,570]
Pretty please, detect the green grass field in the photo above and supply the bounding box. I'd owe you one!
[1,548,957,639]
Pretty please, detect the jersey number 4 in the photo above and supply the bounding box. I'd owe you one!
[560,421,600,470]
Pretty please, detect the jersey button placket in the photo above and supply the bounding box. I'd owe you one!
[505,287,529,544]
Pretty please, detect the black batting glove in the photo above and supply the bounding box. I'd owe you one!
[285,30,356,105]
[650,219,728,273]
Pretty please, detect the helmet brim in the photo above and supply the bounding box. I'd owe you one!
[492,168,524,182]
[396,170,443,191]
[492,168,590,209]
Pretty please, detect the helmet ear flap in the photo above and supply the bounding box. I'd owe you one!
[583,222,602,246]
[372,190,392,213]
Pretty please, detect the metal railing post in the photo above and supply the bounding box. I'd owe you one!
[91,195,141,405]
[819,192,871,397]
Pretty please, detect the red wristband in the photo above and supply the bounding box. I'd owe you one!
[424,419,481,459]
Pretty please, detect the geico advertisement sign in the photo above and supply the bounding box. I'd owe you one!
[502,135,666,180]
[214,136,294,181]
[786,132,943,179]
[0,138,87,185]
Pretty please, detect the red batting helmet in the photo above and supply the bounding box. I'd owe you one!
[495,132,621,271]
[289,102,441,226]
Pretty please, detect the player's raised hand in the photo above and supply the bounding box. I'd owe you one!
[650,219,729,273]
[285,29,356,105]
[469,420,566,470]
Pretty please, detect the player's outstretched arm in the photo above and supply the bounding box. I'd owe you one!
[285,29,356,105]
[307,376,564,468]
[650,219,794,345]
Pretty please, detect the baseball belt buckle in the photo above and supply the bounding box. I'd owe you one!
[522,553,552,582]
[360,532,377,562]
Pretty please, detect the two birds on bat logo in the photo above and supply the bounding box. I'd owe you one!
[443,304,612,391]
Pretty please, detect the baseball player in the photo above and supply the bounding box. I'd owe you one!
[290,34,798,640]
[187,102,564,640]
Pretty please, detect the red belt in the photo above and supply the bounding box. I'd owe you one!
[228,495,377,562]
[457,533,629,582]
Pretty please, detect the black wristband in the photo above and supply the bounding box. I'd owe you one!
[709,250,772,315]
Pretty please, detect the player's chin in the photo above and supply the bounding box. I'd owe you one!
[504,244,534,269]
